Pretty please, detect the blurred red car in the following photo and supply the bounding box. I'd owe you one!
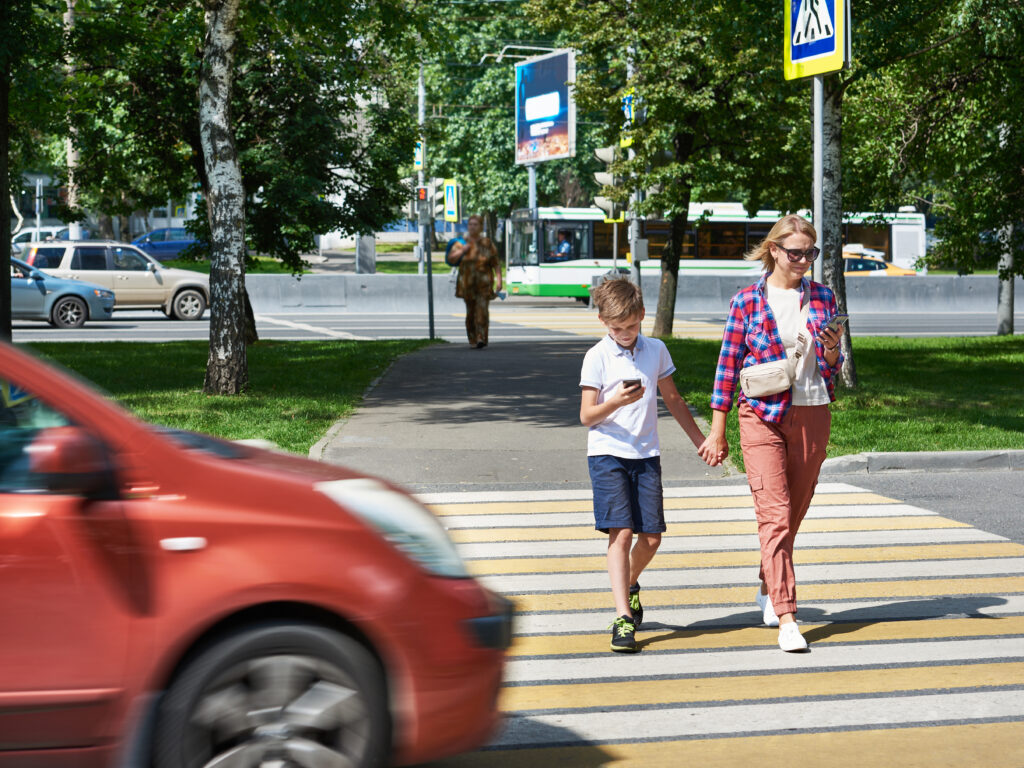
[0,342,511,768]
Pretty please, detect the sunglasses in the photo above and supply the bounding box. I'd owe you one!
[773,243,820,262]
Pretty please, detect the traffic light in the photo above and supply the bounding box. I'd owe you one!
[415,185,430,224]
[593,145,623,222]
[431,177,446,221]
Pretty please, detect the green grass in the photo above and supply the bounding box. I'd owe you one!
[27,340,435,455]
[164,256,307,274]
[374,243,418,254]
[664,336,1024,471]
[924,269,999,276]
[375,260,451,274]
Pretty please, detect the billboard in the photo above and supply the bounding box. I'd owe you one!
[514,50,576,165]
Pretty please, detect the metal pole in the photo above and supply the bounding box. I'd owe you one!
[527,164,537,212]
[612,220,618,271]
[34,178,42,231]
[419,63,434,340]
[626,4,642,294]
[812,75,824,283]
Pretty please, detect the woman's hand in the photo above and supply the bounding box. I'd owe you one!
[818,323,845,364]
[698,432,729,467]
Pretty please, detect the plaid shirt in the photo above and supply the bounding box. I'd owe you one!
[711,274,844,423]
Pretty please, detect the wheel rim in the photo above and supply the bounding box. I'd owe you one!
[57,300,83,326]
[177,292,202,318]
[185,654,371,768]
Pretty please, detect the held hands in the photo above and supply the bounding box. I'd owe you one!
[697,432,729,467]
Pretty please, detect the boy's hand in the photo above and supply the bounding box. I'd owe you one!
[697,432,729,467]
[611,381,645,408]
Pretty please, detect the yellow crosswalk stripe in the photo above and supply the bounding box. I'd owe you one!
[467,541,1024,575]
[506,577,1024,614]
[500,660,1024,711]
[508,615,1024,657]
[430,491,897,516]
[435,721,1024,768]
[448,516,966,543]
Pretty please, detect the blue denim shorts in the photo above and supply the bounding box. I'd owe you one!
[588,455,666,534]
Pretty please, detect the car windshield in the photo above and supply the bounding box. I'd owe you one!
[154,426,244,459]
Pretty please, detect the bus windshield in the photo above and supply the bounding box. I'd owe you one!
[509,218,539,266]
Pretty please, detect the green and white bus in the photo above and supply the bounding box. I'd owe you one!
[505,203,926,299]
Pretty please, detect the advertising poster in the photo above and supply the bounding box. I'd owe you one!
[515,50,576,165]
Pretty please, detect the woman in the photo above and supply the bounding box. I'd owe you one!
[450,214,502,348]
[698,214,845,652]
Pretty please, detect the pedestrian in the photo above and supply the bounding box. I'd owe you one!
[580,277,719,653]
[698,214,846,652]
[450,214,502,349]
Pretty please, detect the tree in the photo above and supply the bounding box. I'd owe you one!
[0,0,63,341]
[528,0,808,336]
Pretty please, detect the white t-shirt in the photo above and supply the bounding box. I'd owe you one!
[765,284,830,406]
[579,333,676,458]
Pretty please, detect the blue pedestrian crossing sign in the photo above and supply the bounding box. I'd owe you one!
[784,0,848,80]
[413,141,423,171]
[443,179,460,223]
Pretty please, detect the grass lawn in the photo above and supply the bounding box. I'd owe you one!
[375,259,451,274]
[164,256,307,274]
[664,335,1024,471]
[27,339,435,455]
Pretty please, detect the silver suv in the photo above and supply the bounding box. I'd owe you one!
[23,241,210,320]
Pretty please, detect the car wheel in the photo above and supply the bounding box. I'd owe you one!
[153,623,389,768]
[50,296,88,328]
[172,288,207,320]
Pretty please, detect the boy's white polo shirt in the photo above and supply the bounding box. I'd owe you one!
[579,333,676,459]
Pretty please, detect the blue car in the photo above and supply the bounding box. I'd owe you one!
[131,228,200,261]
[10,257,115,328]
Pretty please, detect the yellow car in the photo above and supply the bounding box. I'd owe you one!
[843,251,917,276]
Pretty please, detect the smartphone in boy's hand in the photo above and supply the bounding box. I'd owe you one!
[622,379,641,390]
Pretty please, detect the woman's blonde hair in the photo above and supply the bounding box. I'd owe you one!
[744,214,817,271]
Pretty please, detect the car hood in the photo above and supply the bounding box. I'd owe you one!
[157,266,209,283]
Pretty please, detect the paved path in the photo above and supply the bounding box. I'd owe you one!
[319,340,734,491]
[422,481,1024,767]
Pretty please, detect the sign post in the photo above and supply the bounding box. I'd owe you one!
[784,0,850,281]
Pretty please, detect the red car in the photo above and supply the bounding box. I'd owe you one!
[0,342,511,767]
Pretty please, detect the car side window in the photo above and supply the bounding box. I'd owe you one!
[170,228,187,239]
[112,248,148,271]
[32,247,65,269]
[72,247,109,271]
[148,229,166,242]
[11,264,28,279]
[0,381,72,494]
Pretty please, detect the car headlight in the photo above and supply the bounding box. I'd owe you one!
[314,478,469,578]
[93,289,115,299]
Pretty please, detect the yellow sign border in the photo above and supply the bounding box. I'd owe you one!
[784,0,845,81]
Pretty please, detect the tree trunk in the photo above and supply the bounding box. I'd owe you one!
[0,69,11,342]
[652,131,694,337]
[821,75,857,388]
[996,224,1014,335]
[199,0,248,395]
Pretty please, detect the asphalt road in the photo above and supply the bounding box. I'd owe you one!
[11,305,1024,343]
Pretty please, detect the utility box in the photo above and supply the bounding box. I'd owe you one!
[355,234,376,274]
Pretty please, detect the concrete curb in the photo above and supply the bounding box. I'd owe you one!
[820,449,1024,475]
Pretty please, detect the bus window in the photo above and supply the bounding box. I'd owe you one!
[509,219,540,266]
[594,221,628,261]
[697,222,746,259]
[641,220,695,260]
[545,226,589,262]
[844,224,890,259]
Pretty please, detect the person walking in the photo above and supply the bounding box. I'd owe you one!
[450,214,502,348]
[697,214,846,652]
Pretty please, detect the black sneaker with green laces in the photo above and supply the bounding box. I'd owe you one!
[610,615,637,652]
[629,582,643,628]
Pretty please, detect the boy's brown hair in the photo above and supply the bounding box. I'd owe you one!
[591,277,644,321]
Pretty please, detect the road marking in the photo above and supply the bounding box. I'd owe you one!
[253,314,370,340]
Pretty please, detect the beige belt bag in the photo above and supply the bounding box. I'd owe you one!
[739,300,810,399]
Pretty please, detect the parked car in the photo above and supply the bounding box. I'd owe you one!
[23,240,210,320]
[0,341,512,767]
[843,245,917,276]
[11,225,69,255]
[10,256,115,328]
[132,227,202,261]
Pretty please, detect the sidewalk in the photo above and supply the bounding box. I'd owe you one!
[316,339,735,493]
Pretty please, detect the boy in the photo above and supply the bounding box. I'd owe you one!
[580,278,714,652]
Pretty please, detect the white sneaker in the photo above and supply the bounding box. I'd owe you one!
[778,622,808,652]
[755,588,780,627]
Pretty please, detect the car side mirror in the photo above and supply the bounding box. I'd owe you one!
[27,426,114,498]
[147,262,157,271]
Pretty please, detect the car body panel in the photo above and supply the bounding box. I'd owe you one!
[843,250,917,276]
[23,241,209,314]
[131,228,201,261]
[9,257,115,324]
[0,343,508,766]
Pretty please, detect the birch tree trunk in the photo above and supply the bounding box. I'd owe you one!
[199,0,248,395]
[652,131,694,338]
[821,75,857,388]
[996,224,1014,335]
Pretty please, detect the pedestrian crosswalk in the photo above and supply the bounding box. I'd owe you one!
[421,482,1024,767]
[484,308,726,339]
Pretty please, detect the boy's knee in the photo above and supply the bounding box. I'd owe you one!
[639,532,662,549]
[607,527,633,548]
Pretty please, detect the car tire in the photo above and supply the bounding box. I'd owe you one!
[153,623,389,768]
[50,296,88,328]
[172,289,207,321]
